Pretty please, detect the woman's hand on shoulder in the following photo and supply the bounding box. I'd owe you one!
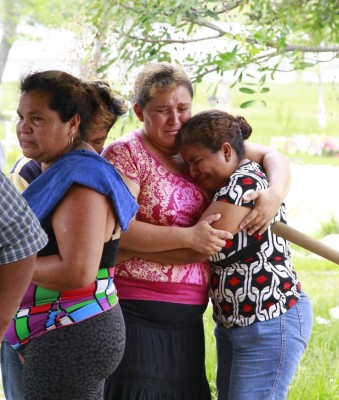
[239,187,282,235]
[187,214,233,256]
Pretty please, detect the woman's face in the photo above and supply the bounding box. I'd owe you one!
[86,128,108,154]
[16,90,78,167]
[181,143,231,192]
[134,85,192,154]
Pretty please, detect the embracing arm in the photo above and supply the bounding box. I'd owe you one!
[32,185,116,291]
[118,173,232,254]
[120,216,231,254]
[116,247,206,265]
[118,203,237,265]
[242,142,291,235]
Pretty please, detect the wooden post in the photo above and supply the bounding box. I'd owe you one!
[271,221,339,265]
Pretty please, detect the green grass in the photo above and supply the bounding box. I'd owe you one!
[194,80,339,146]
[103,79,339,172]
[204,257,339,399]
[316,215,339,238]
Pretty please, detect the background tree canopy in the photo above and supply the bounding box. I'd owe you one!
[82,0,339,87]
[1,0,338,92]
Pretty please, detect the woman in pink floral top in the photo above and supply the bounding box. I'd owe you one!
[103,129,213,305]
[103,62,291,400]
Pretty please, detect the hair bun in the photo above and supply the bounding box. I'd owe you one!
[235,116,252,140]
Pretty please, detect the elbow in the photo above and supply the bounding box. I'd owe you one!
[69,270,96,289]
[61,263,97,290]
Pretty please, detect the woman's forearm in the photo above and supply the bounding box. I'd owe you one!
[120,217,231,254]
[242,142,291,234]
[119,220,193,252]
[262,150,291,199]
[117,247,209,265]
[244,141,291,200]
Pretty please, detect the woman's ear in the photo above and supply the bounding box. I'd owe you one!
[133,103,144,122]
[69,114,81,136]
[222,142,232,161]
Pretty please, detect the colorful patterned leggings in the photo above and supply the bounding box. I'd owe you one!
[20,304,125,400]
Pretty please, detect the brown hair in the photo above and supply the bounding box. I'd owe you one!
[20,70,101,141]
[133,62,193,108]
[86,80,128,134]
[178,109,252,159]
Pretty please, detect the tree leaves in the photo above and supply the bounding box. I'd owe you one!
[81,0,338,90]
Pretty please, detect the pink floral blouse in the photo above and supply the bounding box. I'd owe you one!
[102,130,211,305]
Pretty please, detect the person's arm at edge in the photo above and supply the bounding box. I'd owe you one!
[0,255,36,341]
[0,172,47,340]
[242,142,291,235]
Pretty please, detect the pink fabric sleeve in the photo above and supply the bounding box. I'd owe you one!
[102,133,141,186]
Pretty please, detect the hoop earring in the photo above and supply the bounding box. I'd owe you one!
[69,135,74,150]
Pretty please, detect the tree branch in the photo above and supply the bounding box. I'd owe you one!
[215,1,245,14]
[284,44,339,53]
[122,31,339,55]
[125,33,224,44]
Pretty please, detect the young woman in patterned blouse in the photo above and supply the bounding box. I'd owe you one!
[178,109,313,400]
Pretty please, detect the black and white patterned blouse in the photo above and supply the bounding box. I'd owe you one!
[209,161,301,328]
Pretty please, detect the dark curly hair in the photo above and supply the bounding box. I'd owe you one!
[86,80,128,134]
[177,109,252,159]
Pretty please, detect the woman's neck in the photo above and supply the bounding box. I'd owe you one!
[139,129,184,174]
[139,128,177,157]
[41,142,94,171]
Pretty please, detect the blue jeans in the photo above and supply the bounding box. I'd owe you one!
[214,291,313,400]
[1,340,24,400]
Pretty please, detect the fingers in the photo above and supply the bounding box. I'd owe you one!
[239,207,271,235]
[242,191,259,202]
[240,212,272,235]
[257,220,272,236]
[191,216,233,255]
[218,230,233,241]
[240,192,261,232]
[240,189,278,235]
[202,213,221,225]
[239,208,258,232]
[204,228,233,255]
[203,241,227,256]
[202,213,233,240]
[247,220,271,236]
